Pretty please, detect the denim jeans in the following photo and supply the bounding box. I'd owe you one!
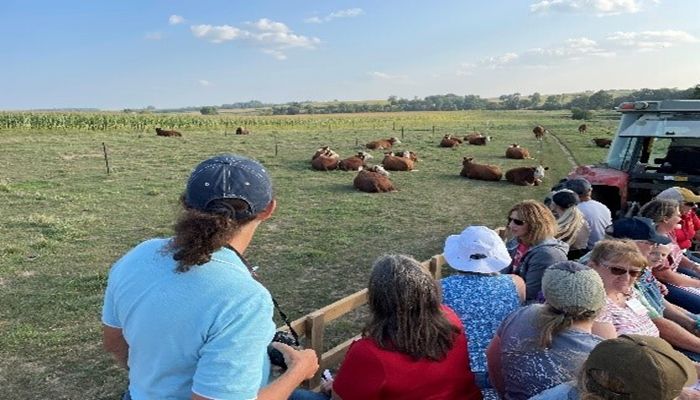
[289,389,331,400]
[666,284,700,314]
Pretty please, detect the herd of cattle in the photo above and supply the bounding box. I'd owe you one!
[152,124,611,193]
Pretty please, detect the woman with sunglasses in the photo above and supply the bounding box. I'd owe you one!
[656,186,700,253]
[503,200,569,302]
[589,239,660,339]
[640,198,700,314]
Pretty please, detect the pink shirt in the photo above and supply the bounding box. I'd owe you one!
[596,296,660,337]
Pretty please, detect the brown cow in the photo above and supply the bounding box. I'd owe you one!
[312,146,339,161]
[338,152,373,171]
[460,157,503,181]
[155,127,182,137]
[592,138,612,148]
[311,154,340,171]
[366,137,401,150]
[393,150,418,162]
[505,144,531,159]
[235,127,250,135]
[440,134,462,148]
[464,132,483,141]
[467,135,491,145]
[533,125,547,140]
[353,166,396,193]
[505,165,549,186]
[578,124,587,134]
[382,153,415,171]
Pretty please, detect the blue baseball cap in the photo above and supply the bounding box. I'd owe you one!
[184,154,273,219]
[605,217,672,245]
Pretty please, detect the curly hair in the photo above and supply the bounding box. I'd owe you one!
[509,200,558,245]
[364,254,460,361]
[170,196,256,272]
[589,239,648,270]
[639,198,679,224]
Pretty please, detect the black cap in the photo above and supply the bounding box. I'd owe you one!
[605,217,672,245]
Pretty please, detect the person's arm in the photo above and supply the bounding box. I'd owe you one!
[102,325,128,369]
[591,321,618,339]
[522,248,566,301]
[486,334,506,397]
[679,255,700,274]
[509,274,526,303]
[654,268,700,288]
[664,300,699,332]
[653,317,700,353]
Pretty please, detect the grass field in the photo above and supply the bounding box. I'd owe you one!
[0,110,618,399]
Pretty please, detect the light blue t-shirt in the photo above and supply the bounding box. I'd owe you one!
[102,238,276,400]
[496,305,601,400]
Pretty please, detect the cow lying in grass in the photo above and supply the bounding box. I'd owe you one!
[366,137,401,150]
[440,134,462,148]
[312,146,339,161]
[382,152,414,171]
[505,165,548,186]
[155,128,182,137]
[339,152,373,171]
[311,146,340,171]
[459,157,502,181]
[592,138,612,148]
[466,134,491,145]
[235,127,250,135]
[505,144,531,159]
[392,150,418,162]
[353,165,396,193]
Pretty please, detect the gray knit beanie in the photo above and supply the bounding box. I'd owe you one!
[542,261,605,314]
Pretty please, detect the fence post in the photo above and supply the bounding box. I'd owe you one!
[432,125,435,134]
[305,311,325,388]
[429,255,444,280]
[102,142,111,174]
[393,121,396,131]
[401,126,404,139]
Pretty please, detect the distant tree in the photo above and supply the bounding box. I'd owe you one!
[693,84,700,99]
[542,95,562,110]
[588,90,614,110]
[530,92,542,108]
[567,95,590,110]
[499,93,522,109]
[571,107,593,120]
[200,106,218,115]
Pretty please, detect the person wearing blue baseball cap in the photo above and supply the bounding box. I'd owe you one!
[102,154,318,400]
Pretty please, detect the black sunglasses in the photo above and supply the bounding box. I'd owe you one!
[602,263,644,279]
[507,217,525,226]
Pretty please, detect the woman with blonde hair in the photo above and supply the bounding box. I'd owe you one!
[546,189,590,260]
[503,200,569,302]
[588,239,659,338]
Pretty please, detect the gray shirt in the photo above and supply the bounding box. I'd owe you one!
[577,199,612,249]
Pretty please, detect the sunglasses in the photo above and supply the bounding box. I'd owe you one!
[601,263,644,279]
[507,217,525,226]
[684,202,697,207]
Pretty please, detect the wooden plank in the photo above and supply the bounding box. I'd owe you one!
[321,334,361,370]
[314,288,368,323]
[429,254,445,280]
[305,311,326,388]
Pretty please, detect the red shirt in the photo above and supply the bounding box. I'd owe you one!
[332,306,482,400]
[675,211,700,249]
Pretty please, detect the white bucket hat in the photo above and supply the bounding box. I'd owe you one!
[443,226,511,273]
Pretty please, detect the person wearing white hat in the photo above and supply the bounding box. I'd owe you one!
[441,226,525,392]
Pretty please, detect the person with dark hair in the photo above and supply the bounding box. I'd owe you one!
[502,200,569,302]
[546,189,590,260]
[101,154,318,400]
[487,261,606,399]
[530,334,698,399]
[564,178,612,250]
[292,254,482,400]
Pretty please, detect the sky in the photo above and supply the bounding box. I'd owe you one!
[2,0,699,110]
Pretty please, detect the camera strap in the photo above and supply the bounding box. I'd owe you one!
[224,244,300,345]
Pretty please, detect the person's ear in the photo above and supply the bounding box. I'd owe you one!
[257,199,277,221]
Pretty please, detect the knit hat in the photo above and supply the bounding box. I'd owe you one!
[583,334,697,400]
[541,261,605,314]
[551,189,580,209]
[564,178,592,196]
[656,186,700,204]
[443,226,511,273]
[185,154,273,218]
[605,217,672,245]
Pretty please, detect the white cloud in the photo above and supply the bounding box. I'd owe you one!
[368,71,407,80]
[144,32,163,40]
[199,80,211,87]
[305,8,364,23]
[190,18,320,59]
[191,24,242,43]
[606,30,699,51]
[169,15,185,25]
[481,52,519,69]
[530,0,649,16]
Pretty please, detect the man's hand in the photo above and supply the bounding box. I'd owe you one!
[270,342,319,380]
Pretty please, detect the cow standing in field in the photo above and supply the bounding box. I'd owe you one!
[155,127,182,137]
[440,134,462,148]
[235,127,250,135]
[533,125,547,140]
[592,138,612,148]
[505,144,531,159]
[353,165,396,193]
[578,124,587,134]
[460,157,503,181]
[505,165,549,186]
[366,137,401,150]
[338,152,372,171]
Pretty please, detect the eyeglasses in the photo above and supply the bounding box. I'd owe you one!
[601,263,644,279]
[507,217,525,226]
[684,202,697,207]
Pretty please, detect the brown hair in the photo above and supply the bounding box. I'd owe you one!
[364,254,460,361]
[578,368,628,400]
[536,305,599,348]
[509,200,558,245]
[639,198,679,224]
[170,196,256,272]
[589,239,648,270]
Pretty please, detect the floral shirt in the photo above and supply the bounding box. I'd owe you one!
[595,296,660,337]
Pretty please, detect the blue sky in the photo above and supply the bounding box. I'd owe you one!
[2,0,699,110]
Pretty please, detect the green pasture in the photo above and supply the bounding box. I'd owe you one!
[0,110,617,399]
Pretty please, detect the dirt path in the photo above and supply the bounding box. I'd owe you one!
[548,130,580,168]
